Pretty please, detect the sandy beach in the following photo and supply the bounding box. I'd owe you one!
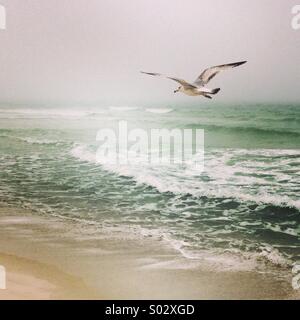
[0,204,298,300]
[0,252,98,300]
[0,206,100,299]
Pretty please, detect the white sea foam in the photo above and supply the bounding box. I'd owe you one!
[63,216,285,271]
[19,137,63,145]
[71,144,96,162]
[140,226,291,269]
[100,222,290,271]
[70,144,300,210]
[257,245,290,267]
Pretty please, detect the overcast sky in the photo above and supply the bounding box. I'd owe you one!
[0,0,299,106]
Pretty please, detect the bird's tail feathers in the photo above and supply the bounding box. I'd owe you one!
[210,88,221,94]
[203,94,212,99]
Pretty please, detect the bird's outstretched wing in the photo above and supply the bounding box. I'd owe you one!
[193,61,247,86]
[141,71,196,89]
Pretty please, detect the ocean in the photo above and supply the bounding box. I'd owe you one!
[0,103,299,273]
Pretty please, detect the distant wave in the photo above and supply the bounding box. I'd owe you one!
[0,108,90,118]
[109,106,139,111]
[1,134,64,145]
[146,108,173,114]
[0,108,111,120]
[185,123,300,136]
[19,137,64,145]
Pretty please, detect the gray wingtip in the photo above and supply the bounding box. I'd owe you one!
[140,71,160,76]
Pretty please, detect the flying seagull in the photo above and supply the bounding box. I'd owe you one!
[141,61,247,99]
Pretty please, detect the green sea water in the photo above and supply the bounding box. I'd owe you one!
[0,103,299,271]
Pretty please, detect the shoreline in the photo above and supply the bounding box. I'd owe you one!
[0,204,299,300]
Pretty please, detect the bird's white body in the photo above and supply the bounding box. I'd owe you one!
[179,86,213,96]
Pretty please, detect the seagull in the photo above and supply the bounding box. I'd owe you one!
[141,61,247,99]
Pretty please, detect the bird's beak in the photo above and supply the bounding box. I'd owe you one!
[174,90,178,93]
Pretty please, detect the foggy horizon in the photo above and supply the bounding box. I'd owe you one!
[0,0,299,107]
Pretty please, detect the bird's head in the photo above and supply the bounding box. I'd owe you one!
[174,86,181,93]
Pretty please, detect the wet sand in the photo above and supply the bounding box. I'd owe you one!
[0,252,98,299]
[0,204,298,300]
